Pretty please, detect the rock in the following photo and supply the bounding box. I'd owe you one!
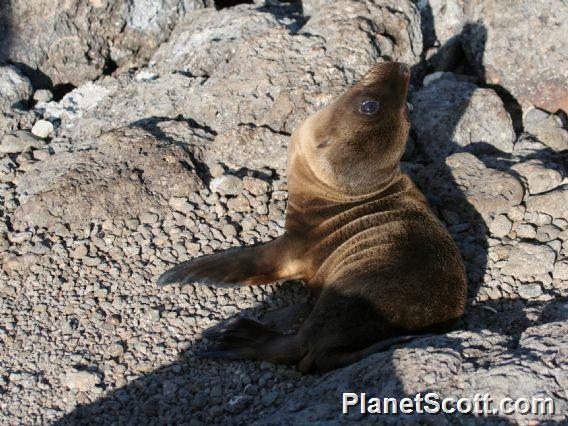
[422,152,524,223]
[168,197,194,214]
[0,131,45,154]
[38,83,111,122]
[150,3,299,79]
[33,89,53,103]
[411,75,515,163]
[489,214,512,238]
[415,0,467,70]
[1,0,211,87]
[463,0,568,112]
[0,66,32,111]
[13,127,203,230]
[524,109,568,151]
[139,213,159,225]
[536,225,561,243]
[210,125,289,171]
[518,283,543,299]
[511,159,563,195]
[501,242,556,279]
[210,175,243,196]
[243,177,270,196]
[71,244,88,259]
[553,260,568,281]
[185,0,422,136]
[31,120,54,139]
[525,185,568,220]
[514,224,536,240]
[63,371,100,392]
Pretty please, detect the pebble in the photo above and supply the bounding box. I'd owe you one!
[489,215,512,238]
[140,212,159,224]
[210,175,243,195]
[517,283,543,299]
[31,120,54,139]
[63,371,100,391]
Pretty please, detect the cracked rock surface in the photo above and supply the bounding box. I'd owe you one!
[0,0,566,424]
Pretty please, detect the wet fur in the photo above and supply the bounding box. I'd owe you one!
[158,62,467,372]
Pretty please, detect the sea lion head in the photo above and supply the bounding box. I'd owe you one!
[291,61,411,197]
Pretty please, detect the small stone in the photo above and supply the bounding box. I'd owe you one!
[227,195,250,212]
[553,260,568,281]
[107,343,124,358]
[221,224,238,239]
[210,175,243,195]
[501,242,556,279]
[54,223,70,237]
[31,120,54,139]
[243,177,269,196]
[515,224,536,239]
[169,197,194,214]
[83,257,101,267]
[261,390,280,406]
[517,283,543,299]
[139,212,159,224]
[536,224,561,243]
[64,370,100,391]
[71,244,88,259]
[489,215,512,238]
[511,160,563,195]
[526,185,568,219]
[33,89,53,103]
[209,163,225,178]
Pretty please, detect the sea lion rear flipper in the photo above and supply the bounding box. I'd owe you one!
[157,235,299,287]
[198,317,307,364]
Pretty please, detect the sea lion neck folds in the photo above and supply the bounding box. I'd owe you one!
[158,61,468,373]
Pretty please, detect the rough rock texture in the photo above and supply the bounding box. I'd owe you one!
[464,0,568,113]
[0,1,567,425]
[13,127,205,230]
[0,0,211,87]
[0,66,36,139]
[411,73,515,162]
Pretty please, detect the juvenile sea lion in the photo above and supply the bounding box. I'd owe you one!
[158,61,467,372]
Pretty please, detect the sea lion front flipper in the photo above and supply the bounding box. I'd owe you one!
[157,235,300,287]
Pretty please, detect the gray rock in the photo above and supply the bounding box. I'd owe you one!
[511,159,564,195]
[31,120,54,139]
[501,242,556,279]
[1,0,211,87]
[526,185,568,220]
[463,0,568,112]
[210,175,244,196]
[553,260,568,281]
[524,109,568,151]
[424,152,524,223]
[150,4,297,79]
[411,75,515,163]
[0,66,32,111]
[517,283,543,299]
[0,131,45,154]
[63,370,100,392]
[489,214,512,238]
[13,127,203,230]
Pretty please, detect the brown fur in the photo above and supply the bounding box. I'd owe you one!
[158,62,467,372]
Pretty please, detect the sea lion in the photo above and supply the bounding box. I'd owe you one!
[158,61,467,372]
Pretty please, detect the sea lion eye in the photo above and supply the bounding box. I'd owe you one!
[359,100,379,115]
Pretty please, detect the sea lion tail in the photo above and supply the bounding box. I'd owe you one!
[157,235,297,287]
